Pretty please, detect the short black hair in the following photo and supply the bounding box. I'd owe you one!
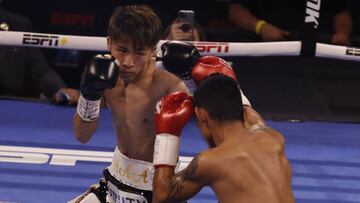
[194,74,244,122]
[108,5,162,50]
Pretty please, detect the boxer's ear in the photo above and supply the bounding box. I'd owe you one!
[195,107,210,123]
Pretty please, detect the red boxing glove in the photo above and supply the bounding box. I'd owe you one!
[191,56,252,106]
[155,91,194,135]
[153,91,194,167]
[191,56,237,85]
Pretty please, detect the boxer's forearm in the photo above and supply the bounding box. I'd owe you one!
[73,113,98,143]
[243,106,266,128]
[152,168,174,203]
[153,155,204,203]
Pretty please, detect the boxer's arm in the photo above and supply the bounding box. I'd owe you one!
[73,97,106,143]
[243,106,267,131]
[73,55,118,143]
[153,154,208,203]
[73,113,99,144]
[166,71,191,95]
[169,80,190,96]
[243,106,286,144]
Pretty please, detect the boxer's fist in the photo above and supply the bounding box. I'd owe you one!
[161,41,200,79]
[153,91,193,167]
[77,54,119,121]
[80,54,119,101]
[192,56,252,106]
[191,56,237,85]
[155,91,193,136]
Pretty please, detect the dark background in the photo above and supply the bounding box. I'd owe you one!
[2,0,360,122]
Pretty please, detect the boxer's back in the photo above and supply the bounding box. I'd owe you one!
[205,130,295,203]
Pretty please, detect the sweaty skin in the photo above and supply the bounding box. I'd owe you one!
[204,127,294,202]
[153,106,295,203]
[74,39,189,162]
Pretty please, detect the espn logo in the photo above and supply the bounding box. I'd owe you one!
[345,47,360,56]
[22,34,59,46]
[193,42,229,53]
[51,12,95,27]
[0,145,192,169]
[305,0,321,28]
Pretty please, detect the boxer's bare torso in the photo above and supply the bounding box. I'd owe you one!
[104,64,188,162]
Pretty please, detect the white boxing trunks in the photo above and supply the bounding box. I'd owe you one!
[104,147,154,203]
[69,147,181,203]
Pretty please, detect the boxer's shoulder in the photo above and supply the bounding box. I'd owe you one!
[254,127,285,146]
[180,152,214,182]
[247,129,285,154]
[153,68,186,91]
[194,149,223,173]
[153,67,182,81]
[191,147,243,182]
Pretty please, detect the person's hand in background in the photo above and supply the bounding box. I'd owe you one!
[331,10,352,46]
[165,21,200,41]
[331,32,350,46]
[259,22,290,41]
[54,88,80,105]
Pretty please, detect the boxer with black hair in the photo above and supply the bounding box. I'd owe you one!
[152,75,295,203]
[71,5,189,203]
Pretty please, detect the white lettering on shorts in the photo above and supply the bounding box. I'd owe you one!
[107,181,148,203]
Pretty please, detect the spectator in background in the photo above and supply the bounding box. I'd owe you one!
[162,8,206,41]
[164,20,206,41]
[0,6,79,104]
[228,0,353,46]
[154,0,235,42]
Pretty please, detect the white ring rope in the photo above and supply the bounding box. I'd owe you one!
[0,31,107,51]
[315,43,360,62]
[0,31,359,62]
[0,31,301,57]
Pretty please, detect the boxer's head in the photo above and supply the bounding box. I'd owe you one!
[194,74,244,147]
[107,5,161,81]
[107,5,161,51]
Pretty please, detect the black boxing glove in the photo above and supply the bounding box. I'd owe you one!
[161,41,200,80]
[77,54,119,121]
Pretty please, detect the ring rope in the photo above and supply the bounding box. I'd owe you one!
[0,31,359,62]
